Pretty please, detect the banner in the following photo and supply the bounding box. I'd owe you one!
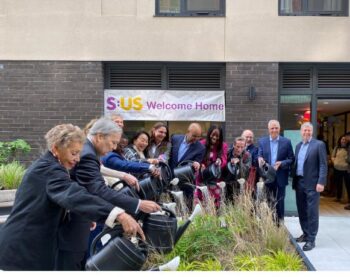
[104,90,225,121]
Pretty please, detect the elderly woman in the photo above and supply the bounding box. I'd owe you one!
[0,124,137,270]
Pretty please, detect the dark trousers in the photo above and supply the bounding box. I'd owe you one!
[295,177,320,243]
[55,250,86,271]
[333,169,350,201]
[264,181,286,221]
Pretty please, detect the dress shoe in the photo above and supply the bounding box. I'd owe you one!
[303,241,315,251]
[295,234,307,243]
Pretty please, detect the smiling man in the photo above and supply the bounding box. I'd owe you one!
[292,122,327,251]
[258,119,294,224]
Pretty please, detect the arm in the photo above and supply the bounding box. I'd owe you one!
[220,142,228,169]
[317,142,328,186]
[102,153,151,174]
[74,153,139,214]
[158,142,172,163]
[101,165,139,189]
[280,140,295,169]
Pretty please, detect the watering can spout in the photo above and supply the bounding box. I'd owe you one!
[174,204,202,244]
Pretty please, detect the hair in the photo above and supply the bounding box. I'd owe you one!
[268,119,280,129]
[83,118,98,135]
[114,134,129,155]
[109,113,123,121]
[129,130,150,154]
[204,125,224,162]
[88,117,122,136]
[234,136,246,145]
[300,122,313,131]
[149,122,169,146]
[336,135,348,148]
[45,124,85,151]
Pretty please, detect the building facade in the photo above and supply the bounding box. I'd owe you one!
[1,0,350,162]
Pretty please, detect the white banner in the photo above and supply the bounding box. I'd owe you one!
[104,90,225,121]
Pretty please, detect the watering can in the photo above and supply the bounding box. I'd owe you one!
[85,227,148,271]
[142,204,202,254]
[259,162,276,184]
[201,163,221,185]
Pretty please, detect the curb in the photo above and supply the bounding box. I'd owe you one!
[288,231,316,271]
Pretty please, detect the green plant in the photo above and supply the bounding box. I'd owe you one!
[0,139,31,164]
[178,260,222,271]
[0,161,26,190]
[261,250,304,271]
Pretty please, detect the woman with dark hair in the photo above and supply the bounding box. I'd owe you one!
[331,135,350,204]
[147,122,172,164]
[124,131,153,162]
[194,125,228,208]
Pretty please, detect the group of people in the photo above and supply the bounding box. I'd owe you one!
[0,115,329,271]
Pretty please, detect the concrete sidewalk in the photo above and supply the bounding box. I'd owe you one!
[285,216,350,271]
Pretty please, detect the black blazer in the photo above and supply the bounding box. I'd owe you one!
[58,140,139,252]
[0,152,114,270]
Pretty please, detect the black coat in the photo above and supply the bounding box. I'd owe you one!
[57,140,139,252]
[0,152,114,270]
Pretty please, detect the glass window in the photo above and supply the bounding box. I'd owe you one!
[156,0,225,16]
[279,0,348,16]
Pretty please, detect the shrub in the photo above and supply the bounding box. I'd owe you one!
[0,161,26,190]
[0,139,31,164]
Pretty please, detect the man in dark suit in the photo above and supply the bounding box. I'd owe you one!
[292,122,327,251]
[258,120,295,223]
[169,123,205,208]
[56,117,160,270]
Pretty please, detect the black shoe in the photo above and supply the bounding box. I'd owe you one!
[303,241,315,251]
[295,234,307,243]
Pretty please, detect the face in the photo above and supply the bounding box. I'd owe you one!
[154,126,167,143]
[134,134,149,152]
[187,127,202,143]
[95,132,121,156]
[113,116,124,129]
[341,136,347,146]
[53,141,83,170]
[242,130,254,146]
[233,140,246,156]
[301,126,313,142]
[268,122,280,140]
[209,129,220,145]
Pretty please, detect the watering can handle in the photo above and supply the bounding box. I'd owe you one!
[177,160,194,167]
[159,205,177,219]
[89,226,114,257]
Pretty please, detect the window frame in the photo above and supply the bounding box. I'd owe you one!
[155,0,225,17]
[279,0,349,16]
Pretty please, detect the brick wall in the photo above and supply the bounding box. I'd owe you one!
[225,62,279,144]
[0,61,104,164]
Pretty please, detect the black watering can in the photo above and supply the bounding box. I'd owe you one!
[259,162,276,184]
[173,160,195,190]
[201,163,221,185]
[142,204,202,254]
[85,226,148,271]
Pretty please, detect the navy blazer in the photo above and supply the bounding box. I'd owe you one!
[258,136,295,187]
[292,139,327,189]
[169,134,205,170]
[58,140,139,252]
[0,152,114,270]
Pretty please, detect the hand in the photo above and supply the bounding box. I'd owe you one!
[116,212,145,240]
[123,174,140,191]
[231,158,239,165]
[316,184,324,192]
[139,200,161,213]
[90,222,97,231]
[215,158,222,166]
[192,161,200,171]
[147,158,159,165]
[274,161,282,171]
[258,157,265,167]
[151,167,161,177]
[200,164,206,170]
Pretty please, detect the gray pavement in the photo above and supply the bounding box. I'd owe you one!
[285,216,350,271]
